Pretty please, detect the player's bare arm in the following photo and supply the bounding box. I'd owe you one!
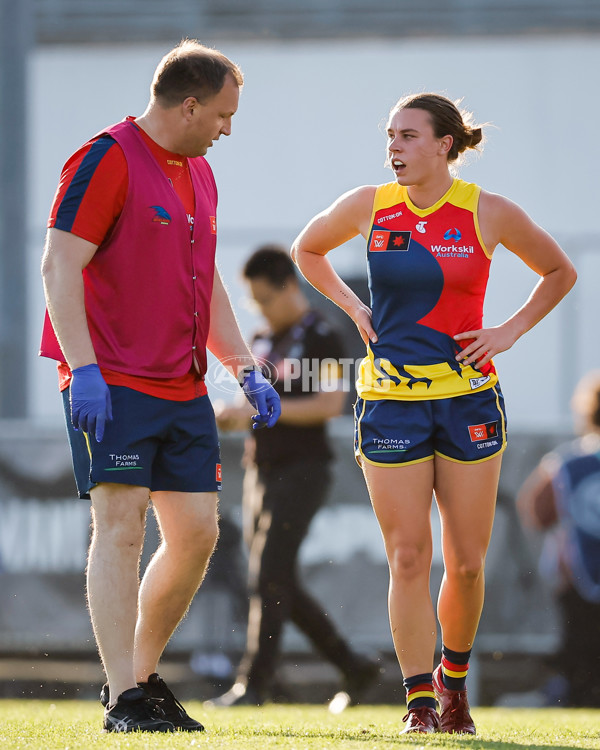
[207,264,256,375]
[455,191,577,368]
[208,264,281,429]
[41,228,99,370]
[292,186,378,345]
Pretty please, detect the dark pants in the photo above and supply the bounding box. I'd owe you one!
[237,458,359,695]
[556,586,600,707]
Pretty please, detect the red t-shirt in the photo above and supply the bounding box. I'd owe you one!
[48,118,207,400]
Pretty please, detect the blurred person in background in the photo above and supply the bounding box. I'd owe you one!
[517,371,600,707]
[40,40,279,733]
[292,93,577,733]
[206,245,380,710]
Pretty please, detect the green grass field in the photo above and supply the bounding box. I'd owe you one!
[0,702,599,749]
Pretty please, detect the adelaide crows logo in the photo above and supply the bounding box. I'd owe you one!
[150,205,172,225]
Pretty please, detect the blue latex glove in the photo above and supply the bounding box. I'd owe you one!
[241,369,281,430]
[70,363,113,442]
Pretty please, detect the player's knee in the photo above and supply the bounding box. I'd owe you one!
[91,505,147,548]
[175,517,219,563]
[201,514,219,553]
[91,515,146,551]
[447,556,485,585]
[91,483,149,536]
[388,541,430,582]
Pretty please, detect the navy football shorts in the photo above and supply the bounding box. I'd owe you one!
[354,385,507,466]
[62,385,222,499]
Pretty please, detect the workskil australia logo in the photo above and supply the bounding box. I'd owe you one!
[431,226,473,258]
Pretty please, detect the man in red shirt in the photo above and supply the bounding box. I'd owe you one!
[40,39,280,733]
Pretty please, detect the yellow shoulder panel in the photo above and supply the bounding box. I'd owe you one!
[370,182,405,225]
[449,179,481,212]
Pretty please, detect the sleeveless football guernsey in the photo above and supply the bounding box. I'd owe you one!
[357,178,499,401]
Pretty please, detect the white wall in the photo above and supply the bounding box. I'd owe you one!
[29,35,600,429]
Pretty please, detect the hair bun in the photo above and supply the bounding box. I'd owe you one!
[469,127,483,148]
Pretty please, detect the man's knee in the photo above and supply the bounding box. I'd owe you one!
[157,502,219,565]
[181,501,219,546]
[187,513,219,558]
[90,483,150,546]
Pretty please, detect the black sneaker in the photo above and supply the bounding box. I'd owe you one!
[101,675,204,731]
[139,673,205,732]
[100,682,109,707]
[103,687,174,733]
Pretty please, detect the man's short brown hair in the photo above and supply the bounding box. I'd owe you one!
[151,39,243,106]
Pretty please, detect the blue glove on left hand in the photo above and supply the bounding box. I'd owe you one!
[240,369,281,429]
[70,363,113,442]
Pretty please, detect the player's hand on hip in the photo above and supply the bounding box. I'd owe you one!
[69,363,113,442]
[240,369,281,429]
[353,305,378,346]
[454,323,518,369]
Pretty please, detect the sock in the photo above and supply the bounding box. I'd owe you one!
[441,645,471,691]
[403,672,436,711]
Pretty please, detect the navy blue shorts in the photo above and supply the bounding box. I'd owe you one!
[354,385,507,466]
[62,386,222,499]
